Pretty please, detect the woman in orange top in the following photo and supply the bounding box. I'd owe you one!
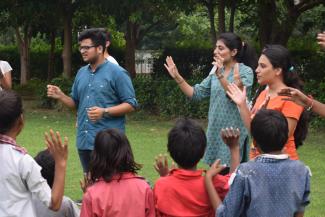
[226,45,308,160]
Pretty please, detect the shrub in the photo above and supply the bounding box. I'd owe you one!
[133,75,209,118]
[39,76,74,109]
[152,47,213,79]
[14,78,47,98]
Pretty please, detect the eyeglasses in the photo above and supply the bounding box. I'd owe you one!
[79,45,97,52]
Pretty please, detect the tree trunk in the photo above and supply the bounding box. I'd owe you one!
[205,0,217,46]
[218,0,226,34]
[15,27,31,85]
[62,4,72,78]
[257,0,276,47]
[272,9,299,45]
[48,30,56,81]
[124,19,138,78]
[229,0,237,32]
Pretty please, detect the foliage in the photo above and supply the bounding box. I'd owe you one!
[13,78,46,97]
[73,6,126,48]
[133,75,209,118]
[152,47,213,79]
[294,4,325,37]
[0,44,125,82]
[304,80,325,128]
[39,76,74,109]
[143,6,211,49]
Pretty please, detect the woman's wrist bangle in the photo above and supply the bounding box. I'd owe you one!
[216,73,224,79]
[306,95,314,111]
[175,76,184,84]
[176,78,184,85]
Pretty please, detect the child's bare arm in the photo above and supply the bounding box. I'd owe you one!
[80,173,92,193]
[294,212,304,217]
[45,129,68,211]
[205,159,225,211]
[221,128,240,173]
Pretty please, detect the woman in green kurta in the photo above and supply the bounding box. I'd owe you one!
[164,33,257,165]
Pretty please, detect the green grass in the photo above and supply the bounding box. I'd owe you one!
[17,100,325,217]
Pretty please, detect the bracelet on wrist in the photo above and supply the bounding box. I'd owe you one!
[306,95,314,111]
[216,73,224,79]
[176,78,184,84]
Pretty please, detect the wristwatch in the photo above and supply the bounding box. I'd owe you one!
[103,108,111,117]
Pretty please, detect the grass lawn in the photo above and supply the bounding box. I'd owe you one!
[18,99,325,217]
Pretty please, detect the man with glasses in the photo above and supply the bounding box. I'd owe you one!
[47,28,138,174]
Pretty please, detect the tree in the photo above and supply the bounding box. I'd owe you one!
[36,1,62,81]
[199,0,218,46]
[59,0,80,78]
[257,0,325,47]
[0,0,44,84]
[88,0,186,77]
[228,0,238,32]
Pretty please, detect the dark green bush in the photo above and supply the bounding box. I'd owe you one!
[14,78,47,98]
[39,76,74,109]
[152,47,213,79]
[133,74,209,118]
[304,80,325,127]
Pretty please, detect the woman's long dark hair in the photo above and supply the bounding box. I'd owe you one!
[89,129,141,183]
[218,32,258,71]
[254,45,309,148]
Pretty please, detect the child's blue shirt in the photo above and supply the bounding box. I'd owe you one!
[217,154,311,217]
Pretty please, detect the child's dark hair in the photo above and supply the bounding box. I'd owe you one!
[256,45,309,148]
[167,118,206,169]
[89,129,141,183]
[251,109,288,153]
[35,150,55,188]
[78,28,106,53]
[218,32,258,70]
[0,90,23,134]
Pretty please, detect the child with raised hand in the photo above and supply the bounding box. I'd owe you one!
[80,129,155,217]
[33,149,80,217]
[153,118,241,217]
[0,90,68,217]
[205,109,311,217]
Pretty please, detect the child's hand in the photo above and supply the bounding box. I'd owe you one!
[154,154,175,177]
[80,173,92,193]
[45,129,68,165]
[221,127,240,150]
[206,159,225,179]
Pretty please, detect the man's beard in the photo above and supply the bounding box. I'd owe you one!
[87,55,99,64]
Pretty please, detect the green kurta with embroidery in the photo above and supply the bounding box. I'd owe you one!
[192,63,253,165]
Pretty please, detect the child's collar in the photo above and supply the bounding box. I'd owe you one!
[0,134,27,154]
[259,153,289,159]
